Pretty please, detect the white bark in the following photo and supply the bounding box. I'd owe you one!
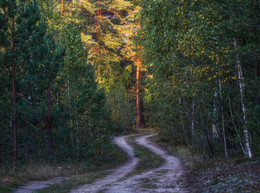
[233,38,253,159]
[228,96,246,156]
[212,90,219,138]
[219,79,228,157]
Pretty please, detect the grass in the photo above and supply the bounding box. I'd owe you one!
[141,183,158,189]
[150,135,202,170]
[126,134,163,176]
[0,144,127,193]
[36,170,109,193]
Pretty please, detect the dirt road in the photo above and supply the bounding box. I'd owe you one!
[70,135,139,193]
[72,134,185,193]
[14,134,185,193]
[102,134,186,193]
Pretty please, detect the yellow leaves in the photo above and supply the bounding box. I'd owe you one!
[198,14,204,18]
[125,65,132,72]
[178,44,181,50]
[193,90,198,97]
[81,33,94,45]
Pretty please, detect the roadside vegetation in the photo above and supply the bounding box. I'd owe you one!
[152,135,260,192]
[36,170,108,193]
[0,145,127,193]
[126,133,163,176]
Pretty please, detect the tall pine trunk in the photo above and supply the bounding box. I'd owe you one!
[233,38,253,159]
[61,0,64,13]
[136,45,145,129]
[11,18,17,166]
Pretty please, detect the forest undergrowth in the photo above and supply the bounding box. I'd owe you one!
[152,135,260,193]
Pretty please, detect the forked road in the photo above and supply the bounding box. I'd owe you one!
[71,135,139,193]
[71,134,186,193]
[14,134,185,193]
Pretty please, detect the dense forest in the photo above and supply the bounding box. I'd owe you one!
[0,0,259,170]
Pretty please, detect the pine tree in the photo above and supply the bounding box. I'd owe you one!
[0,0,63,164]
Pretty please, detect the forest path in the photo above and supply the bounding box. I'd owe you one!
[101,134,186,193]
[70,135,139,193]
[72,134,186,193]
[14,134,186,193]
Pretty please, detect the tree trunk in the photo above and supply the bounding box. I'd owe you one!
[212,90,219,138]
[219,79,228,158]
[233,38,253,159]
[228,96,246,156]
[136,45,145,129]
[136,56,140,129]
[191,100,195,137]
[76,115,79,159]
[61,0,64,13]
[46,84,54,163]
[67,74,74,147]
[11,18,17,166]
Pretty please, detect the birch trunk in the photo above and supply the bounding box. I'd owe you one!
[233,38,253,159]
[219,79,228,157]
[228,96,246,156]
[212,90,219,138]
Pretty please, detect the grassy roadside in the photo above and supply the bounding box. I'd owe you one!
[36,170,109,193]
[151,135,260,193]
[0,144,127,193]
[125,133,164,177]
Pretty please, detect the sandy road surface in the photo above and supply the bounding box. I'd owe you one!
[103,134,186,193]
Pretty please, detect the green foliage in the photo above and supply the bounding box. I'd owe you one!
[0,0,118,166]
[140,0,260,158]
